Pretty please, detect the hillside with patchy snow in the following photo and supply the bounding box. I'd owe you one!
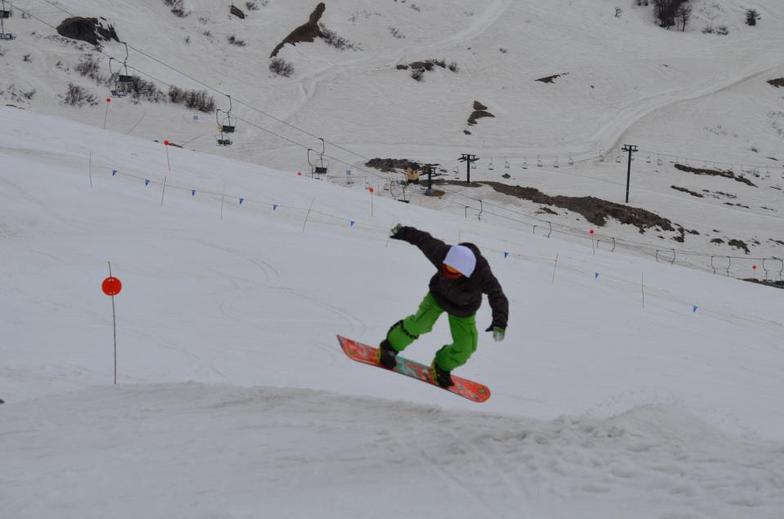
[1,0,783,264]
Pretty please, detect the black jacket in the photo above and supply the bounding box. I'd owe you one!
[392,226,509,330]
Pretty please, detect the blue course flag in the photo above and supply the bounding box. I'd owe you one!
[192,189,196,197]
[595,272,600,279]
[693,305,699,313]
[504,252,509,258]
[350,220,355,227]
[273,204,278,211]
[112,169,117,176]
[144,179,150,186]
[239,198,245,205]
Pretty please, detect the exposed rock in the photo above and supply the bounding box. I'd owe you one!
[480,182,677,233]
[536,73,568,84]
[467,100,494,126]
[727,239,750,254]
[744,279,784,290]
[537,206,558,216]
[674,163,756,187]
[270,3,325,58]
[56,17,119,47]
[365,158,421,173]
[767,78,784,88]
[230,5,246,19]
[671,185,704,198]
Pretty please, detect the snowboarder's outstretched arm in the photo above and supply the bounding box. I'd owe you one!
[390,225,449,268]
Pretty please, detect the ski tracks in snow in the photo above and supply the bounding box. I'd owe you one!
[276,0,513,130]
[189,237,367,365]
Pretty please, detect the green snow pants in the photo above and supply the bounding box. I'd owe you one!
[387,292,479,372]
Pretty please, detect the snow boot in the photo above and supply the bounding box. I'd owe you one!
[378,339,398,369]
[430,360,454,388]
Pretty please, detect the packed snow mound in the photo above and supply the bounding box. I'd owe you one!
[2,383,783,519]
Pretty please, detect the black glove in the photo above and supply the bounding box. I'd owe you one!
[485,324,505,342]
[389,223,404,239]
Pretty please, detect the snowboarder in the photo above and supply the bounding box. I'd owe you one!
[380,225,508,388]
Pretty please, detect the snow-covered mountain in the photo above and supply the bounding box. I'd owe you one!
[2,1,784,517]
[2,0,783,264]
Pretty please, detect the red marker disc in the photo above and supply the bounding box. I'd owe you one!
[106,97,112,103]
[163,140,170,146]
[368,187,375,193]
[752,265,757,271]
[102,276,122,296]
[589,229,595,235]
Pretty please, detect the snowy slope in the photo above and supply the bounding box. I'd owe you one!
[2,108,784,517]
[2,0,783,261]
[3,384,784,519]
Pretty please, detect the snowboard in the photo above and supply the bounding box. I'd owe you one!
[337,335,491,403]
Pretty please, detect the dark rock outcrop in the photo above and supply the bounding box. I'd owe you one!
[467,100,494,126]
[674,163,757,187]
[270,3,325,58]
[56,17,119,46]
[481,182,676,233]
[536,73,568,84]
[365,158,421,173]
[230,5,246,19]
[767,78,784,88]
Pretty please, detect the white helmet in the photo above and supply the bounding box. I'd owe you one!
[443,245,476,277]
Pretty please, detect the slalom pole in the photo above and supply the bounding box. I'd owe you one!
[101,262,123,384]
[88,152,93,188]
[103,97,112,129]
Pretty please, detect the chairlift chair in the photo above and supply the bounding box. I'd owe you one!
[108,58,129,97]
[216,95,235,146]
[488,159,495,171]
[0,0,13,40]
[314,162,328,175]
[108,43,133,97]
[307,145,328,176]
[313,137,328,175]
[216,95,235,134]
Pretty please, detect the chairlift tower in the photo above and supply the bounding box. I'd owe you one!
[622,144,638,204]
[216,95,235,146]
[0,0,15,41]
[458,153,478,184]
[423,163,439,196]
